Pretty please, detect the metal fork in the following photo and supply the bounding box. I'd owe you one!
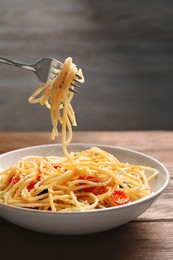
[0,57,81,93]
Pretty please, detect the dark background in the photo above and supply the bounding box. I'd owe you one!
[0,0,173,131]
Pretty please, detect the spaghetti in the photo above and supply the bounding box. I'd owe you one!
[28,57,84,159]
[0,147,158,211]
[0,57,159,211]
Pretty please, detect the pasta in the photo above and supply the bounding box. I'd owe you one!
[0,147,158,211]
[28,57,84,159]
[0,57,159,211]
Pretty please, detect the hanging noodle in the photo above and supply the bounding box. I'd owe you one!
[0,57,159,211]
[28,57,84,159]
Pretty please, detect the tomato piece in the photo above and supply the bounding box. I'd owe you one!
[10,176,20,184]
[84,185,107,194]
[36,170,42,181]
[92,186,108,195]
[83,186,94,192]
[27,180,37,191]
[111,191,130,205]
[27,170,42,191]
[52,164,61,169]
[78,176,84,180]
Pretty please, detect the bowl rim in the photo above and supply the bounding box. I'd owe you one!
[0,143,170,215]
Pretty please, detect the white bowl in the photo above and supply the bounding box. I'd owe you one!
[0,144,169,235]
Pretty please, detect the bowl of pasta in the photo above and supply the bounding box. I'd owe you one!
[0,143,169,235]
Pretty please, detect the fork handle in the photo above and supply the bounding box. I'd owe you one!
[0,57,36,72]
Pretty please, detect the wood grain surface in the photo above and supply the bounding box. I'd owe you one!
[0,131,172,259]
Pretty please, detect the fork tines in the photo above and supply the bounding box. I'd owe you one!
[69,81,81,94]
[71,82,80,88]
[69,88,80,94]
[75,74,83,80]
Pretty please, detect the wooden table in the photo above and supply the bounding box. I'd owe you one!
[0,131,172,259]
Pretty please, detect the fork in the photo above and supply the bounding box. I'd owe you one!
[0,57,81,93]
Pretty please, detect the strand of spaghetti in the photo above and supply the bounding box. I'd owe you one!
[67,104,76,126]
[70,191,84,210]
[62,93,72,159]
[91,147,120,163]
[147,170,159,182]
[67,177,112,191]
[49,192,56,211]
[65,116,73,144]
[134,168,150,188]
[8,201,50,208]
[50,80,59,139]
